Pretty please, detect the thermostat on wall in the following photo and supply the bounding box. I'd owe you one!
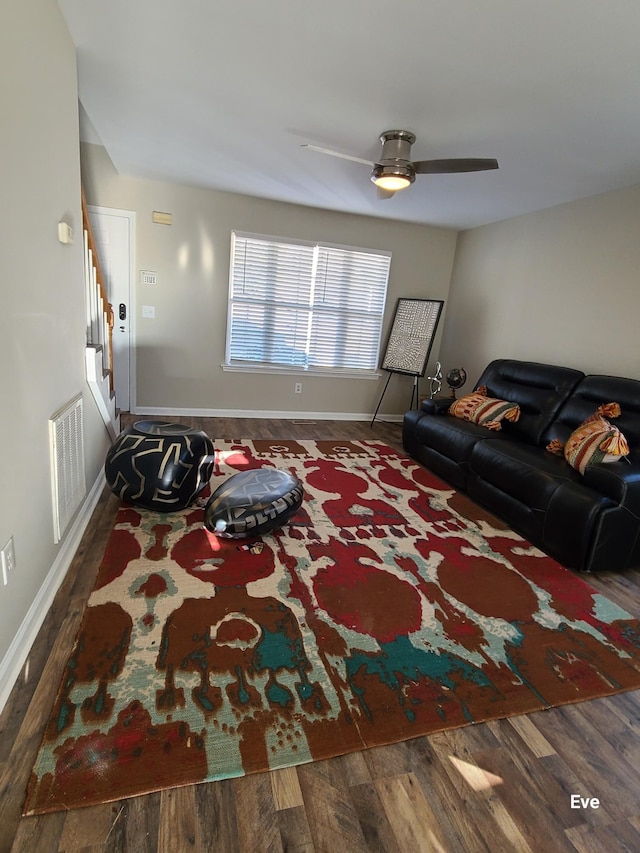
[139,270,157,285]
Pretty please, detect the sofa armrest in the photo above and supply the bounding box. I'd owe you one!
[582,459,640,516]
[420,396,452,415]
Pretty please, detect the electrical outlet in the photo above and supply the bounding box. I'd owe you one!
[294,382,302,394]
[1,536,15,585]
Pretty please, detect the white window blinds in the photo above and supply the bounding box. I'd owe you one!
[226,232,391,373]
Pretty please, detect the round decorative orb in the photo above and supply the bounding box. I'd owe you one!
[446,367,467,397]
[204,468,304,538]
[105,421,214,511]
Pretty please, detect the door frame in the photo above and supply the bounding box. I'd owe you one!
[88,205,137,412]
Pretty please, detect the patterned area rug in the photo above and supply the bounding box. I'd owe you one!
[24,439,640,814]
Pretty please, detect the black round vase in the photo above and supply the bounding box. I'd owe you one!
[105,421,214,511]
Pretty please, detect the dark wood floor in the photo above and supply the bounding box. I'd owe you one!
[2,416,640,852]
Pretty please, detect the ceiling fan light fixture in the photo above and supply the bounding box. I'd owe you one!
[371,163,415,191]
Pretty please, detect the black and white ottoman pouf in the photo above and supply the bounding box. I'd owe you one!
[105,420,214,511]
[204,468,303,537]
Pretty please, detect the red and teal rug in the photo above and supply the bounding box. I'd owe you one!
[24,439,640,814]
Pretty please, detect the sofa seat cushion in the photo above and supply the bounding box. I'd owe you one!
[470,439,586,512]
[407,410,509,466]
[469,438,617,570]
[403,408,513,491]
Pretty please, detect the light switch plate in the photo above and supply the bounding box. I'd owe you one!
[141,305,156,319]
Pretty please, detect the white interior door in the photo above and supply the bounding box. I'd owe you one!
[88,206,135,412]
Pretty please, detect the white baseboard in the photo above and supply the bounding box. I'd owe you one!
[0,471,106,715]
[131,406,404,424]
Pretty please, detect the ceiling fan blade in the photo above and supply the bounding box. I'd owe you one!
[412,158,499,174]
[301,144,374,167]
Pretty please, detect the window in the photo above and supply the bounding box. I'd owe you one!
[225,232,391,375]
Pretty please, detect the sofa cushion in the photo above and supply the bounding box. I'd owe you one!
[403,407,510,490]
[468,467,615,571]
[468,438,617,570]
[448,389,520,431]
[473,360,584,446]
[406,410,505,464]
[546,374,640,448]
[470,439,581,513]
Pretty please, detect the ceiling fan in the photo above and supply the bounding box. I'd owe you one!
[302,129,499,197]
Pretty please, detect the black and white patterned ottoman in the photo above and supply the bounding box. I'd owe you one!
[105,420,214,511]
[204,468,303,538]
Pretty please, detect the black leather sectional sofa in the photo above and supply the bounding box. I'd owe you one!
[403,359,640,572]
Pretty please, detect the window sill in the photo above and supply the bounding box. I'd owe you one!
[221,363,381,380]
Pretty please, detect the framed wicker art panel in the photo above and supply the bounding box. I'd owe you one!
[381,298,444,376]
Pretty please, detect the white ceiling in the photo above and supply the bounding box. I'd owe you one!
[59,0,640,230]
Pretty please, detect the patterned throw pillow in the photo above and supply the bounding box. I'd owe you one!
[547,403,630,475]
[448,387,520,431]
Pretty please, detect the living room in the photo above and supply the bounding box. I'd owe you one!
[79,139,640,417]
[3,1,640,850]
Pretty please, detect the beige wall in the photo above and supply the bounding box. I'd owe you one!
[0,2,111,671]
[81,143,458,417]
[439,184,640,388]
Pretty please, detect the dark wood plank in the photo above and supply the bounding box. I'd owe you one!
[232,773,283,853]
[375,772,450,853]
[158,787,200,851]
[8,811,66,853]
[270,767,304,811]
[348,782,401,853]
[57,803,119,850]
[486,718,588,833]
[338,750,372,788]
[194,781,239,853]
[361,740,417,780]
[104,794,161,853]
[566,817,640,853]
[471,745,577,852]
[297,759,369,853]
[533,703,640,823]
[575,694,640,768]
[276,804,315,853]
[406,737,496,853]
[426,728,539,852]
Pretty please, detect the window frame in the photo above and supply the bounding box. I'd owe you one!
[223,231,392,379]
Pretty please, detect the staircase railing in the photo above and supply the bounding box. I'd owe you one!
[82,190,114,394]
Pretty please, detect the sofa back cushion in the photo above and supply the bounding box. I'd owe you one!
[545,375,640,451]
[474,359,584,446]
